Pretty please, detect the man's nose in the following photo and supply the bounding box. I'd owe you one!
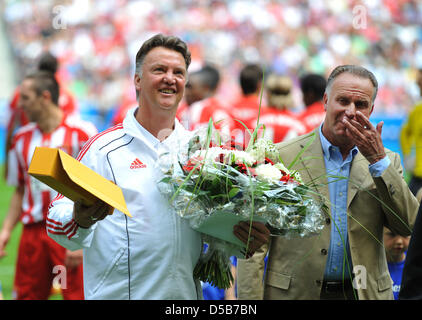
[344,103,357,117]
[163,72,176,84]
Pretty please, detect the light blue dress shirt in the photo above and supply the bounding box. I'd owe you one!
[319,124,390,280]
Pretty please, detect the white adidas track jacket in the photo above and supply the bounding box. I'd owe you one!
[47,107,203,300]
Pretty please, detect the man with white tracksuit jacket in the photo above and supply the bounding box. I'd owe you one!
[47,34,269,299]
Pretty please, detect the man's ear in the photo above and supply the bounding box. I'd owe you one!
[370,103,375,116]
[41,90,52,102]
[323,92,328,111]
[134,74,141,91]
[134,74,141,100]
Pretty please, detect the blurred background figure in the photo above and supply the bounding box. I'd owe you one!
[383,227,411,300]
[248,73,306,143]
[400,67,422,195]
[0,71,95,300]
[231,64,265,128]
[184,68,213,107]
[5,52,79,178]
[175,66,214,127]
[230,63,265,148]
[298,73,327,133]
[177,64,233,136]
[111,92,137,125]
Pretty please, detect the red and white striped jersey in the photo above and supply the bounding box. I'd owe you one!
[176,97,234,137]
[7,115,97,225]
[247,107,307,144]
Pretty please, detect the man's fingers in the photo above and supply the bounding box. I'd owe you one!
[249,221,269,233]
[233,221,270,248]
[239,221,269,242]
[91,202,108,219]
[342,118,362,142]
[233,224,249,243]
[73,199,112,228]
[356,111,373,130]
[87,200,112,219]
[376,121,384,136]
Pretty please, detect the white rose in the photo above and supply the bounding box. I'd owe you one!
[230,150,256,166]
[255,163,282,183]
[194,147,226,165]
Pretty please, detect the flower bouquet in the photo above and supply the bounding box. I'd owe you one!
[157,123,325,289]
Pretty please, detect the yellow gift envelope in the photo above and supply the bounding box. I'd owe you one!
[28,147,131,217]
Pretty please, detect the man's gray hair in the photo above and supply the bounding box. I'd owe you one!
[135,33,191,76]
[325,65,378,103]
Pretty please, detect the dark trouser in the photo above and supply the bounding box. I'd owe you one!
[409,175,422,196]
[320,279,358,300]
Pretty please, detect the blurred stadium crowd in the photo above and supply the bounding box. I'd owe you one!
[2,0,422,127]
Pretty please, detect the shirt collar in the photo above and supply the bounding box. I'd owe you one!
[123,106,190,150]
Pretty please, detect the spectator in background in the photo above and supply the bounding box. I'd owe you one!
[3,1,421,119]
[0,71,96,299]
[111,94,137,125]
[175,67,212,126]
[298,73,327,133]
[184,68,214,107]
[383,227,410,300]
[5,52,79,178]
[176,64,233,136]
[230,64,265,148]
[248,74,306,143]
[400,68,422,195]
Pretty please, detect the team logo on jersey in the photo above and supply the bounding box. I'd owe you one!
[130,158,147,169]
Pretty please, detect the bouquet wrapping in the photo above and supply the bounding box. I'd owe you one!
[157,127,325,289]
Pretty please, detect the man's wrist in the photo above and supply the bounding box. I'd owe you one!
[369,155,391,177]
[0,227,12,238]
[74,220,92,229]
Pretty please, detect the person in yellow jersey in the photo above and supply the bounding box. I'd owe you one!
[400,67,422,195]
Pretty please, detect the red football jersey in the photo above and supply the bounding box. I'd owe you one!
[298,101,326,133]
[177,96,234,137]
[246,107,307,144]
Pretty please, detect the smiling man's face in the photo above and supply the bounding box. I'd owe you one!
[134,46,187,114]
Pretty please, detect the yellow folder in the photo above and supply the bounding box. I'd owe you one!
[28,147,131,217]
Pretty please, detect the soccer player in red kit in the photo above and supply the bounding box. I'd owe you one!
[230,64,265,145]
[0,71,97,300]
[5,52,78,179]
[297,73,327,133]
[176,65,233,136]
[248,74,306,143]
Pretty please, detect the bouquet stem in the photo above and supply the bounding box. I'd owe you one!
[194,247,234,290]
